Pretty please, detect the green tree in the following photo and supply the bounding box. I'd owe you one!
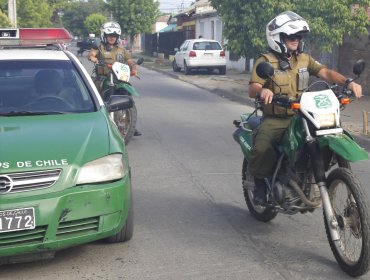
[210,0,370,58]
[61,0,108,37]
[0,10,10,27]
[109,0,160,44]
[17,0,52,27]
[84,13,107,37]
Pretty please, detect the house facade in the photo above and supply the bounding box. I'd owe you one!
[153,1,369,91]
[173,0,247,71]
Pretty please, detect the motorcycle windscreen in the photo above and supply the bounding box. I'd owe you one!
[317,134,369,162]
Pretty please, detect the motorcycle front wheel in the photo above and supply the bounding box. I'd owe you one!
[324,167,370,277]
[114,104,137,145]
[242,158,278,222]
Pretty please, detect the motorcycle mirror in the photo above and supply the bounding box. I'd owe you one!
[136,57,144,65]
[91,40,99,50]
[256,61,274,79]
[353,59,365,76]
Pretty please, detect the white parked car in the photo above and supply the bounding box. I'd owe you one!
[172,39,227,75]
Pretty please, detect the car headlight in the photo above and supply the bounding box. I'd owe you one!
[314,113,336,128]
[76,154,127,185]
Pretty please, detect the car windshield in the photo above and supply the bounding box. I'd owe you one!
[0,60,96,115]
[193,42,222,51]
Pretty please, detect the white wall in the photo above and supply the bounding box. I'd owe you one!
[225,52,248,72]
[195,16,247,72]
[196,16,222,42]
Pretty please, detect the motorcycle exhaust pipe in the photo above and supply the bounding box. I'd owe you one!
[288,179,321,208]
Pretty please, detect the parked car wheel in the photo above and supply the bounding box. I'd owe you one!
[172,59,181,72]
[219,66,226,75]
[184,62,191,75]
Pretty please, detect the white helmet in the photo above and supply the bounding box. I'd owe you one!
[100,21,121,44]
[266,11,309,54]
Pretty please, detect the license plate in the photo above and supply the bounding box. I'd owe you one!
[0,207,36,233]
[204,53,213,56]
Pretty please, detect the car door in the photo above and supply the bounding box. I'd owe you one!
[175,41,189,68]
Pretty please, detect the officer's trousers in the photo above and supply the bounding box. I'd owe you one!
[248,116,292,179]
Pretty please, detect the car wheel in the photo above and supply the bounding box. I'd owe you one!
[172,59,181,72]
[219,66,226,75]
[184,62,190,75]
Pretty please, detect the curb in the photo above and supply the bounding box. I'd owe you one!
[349,133,370,153]
[143,64,370,153]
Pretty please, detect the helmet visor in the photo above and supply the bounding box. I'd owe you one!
[281,33,303,41]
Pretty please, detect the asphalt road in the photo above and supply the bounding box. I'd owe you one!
[1,49,370,280]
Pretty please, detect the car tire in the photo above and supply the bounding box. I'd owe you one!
[219,66,226,75]
[172,59,181,72]
[184,62,190,75]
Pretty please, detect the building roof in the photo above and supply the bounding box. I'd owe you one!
[158,23,177,33]
[174,0,215,18]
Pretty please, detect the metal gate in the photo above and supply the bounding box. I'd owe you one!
[144,29,196,58]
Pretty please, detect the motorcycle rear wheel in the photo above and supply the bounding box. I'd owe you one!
[114,104,137,145]
[324,167,370,277]
[242,158,278,222]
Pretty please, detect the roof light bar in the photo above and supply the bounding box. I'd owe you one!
[0,28,72,47]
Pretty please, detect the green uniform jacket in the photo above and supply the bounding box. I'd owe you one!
[96,44,131,76]
[250,52,324,116]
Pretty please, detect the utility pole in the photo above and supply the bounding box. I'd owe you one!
[8,0,17,27]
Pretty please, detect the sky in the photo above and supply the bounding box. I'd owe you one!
[158,0,194,13]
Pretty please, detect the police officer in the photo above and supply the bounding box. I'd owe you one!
[248,11,362,205]
[88,21,141,136]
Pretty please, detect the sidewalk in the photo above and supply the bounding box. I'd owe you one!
[139,56,370,151]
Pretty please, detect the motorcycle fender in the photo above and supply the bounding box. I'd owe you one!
[317,134,369,162]
[116,83,140,97]
[235,130,253,159]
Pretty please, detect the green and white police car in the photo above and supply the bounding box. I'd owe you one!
[0,28,134,262]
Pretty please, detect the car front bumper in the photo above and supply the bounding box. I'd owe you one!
[0,176,131,258]
[185,58,226,68]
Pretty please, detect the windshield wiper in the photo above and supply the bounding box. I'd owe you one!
[0,111,68,116]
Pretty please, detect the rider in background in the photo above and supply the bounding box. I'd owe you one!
[88,21,141,136]
[248,11,362,206]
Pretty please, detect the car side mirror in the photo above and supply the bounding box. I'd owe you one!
[353,59,365,76]
[256,61,274,79]
[107,95,133,112]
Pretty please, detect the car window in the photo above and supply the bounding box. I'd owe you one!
[192,42,222,51]
[0,60,96,115]
[180,41,189,51]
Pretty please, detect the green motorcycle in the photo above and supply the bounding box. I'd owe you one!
[233,60,370,277]
[94,58,143,144]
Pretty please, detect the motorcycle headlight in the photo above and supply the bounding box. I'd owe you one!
[314,113,336,128]
[76,154,127,185]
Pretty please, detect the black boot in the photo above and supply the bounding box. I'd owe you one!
[253,178,267,206]
[134,129,142,136]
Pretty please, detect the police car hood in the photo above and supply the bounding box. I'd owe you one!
[0,112,111,172]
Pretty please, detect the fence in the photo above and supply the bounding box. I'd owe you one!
[144,29,196,58]
[364,111,369,135]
